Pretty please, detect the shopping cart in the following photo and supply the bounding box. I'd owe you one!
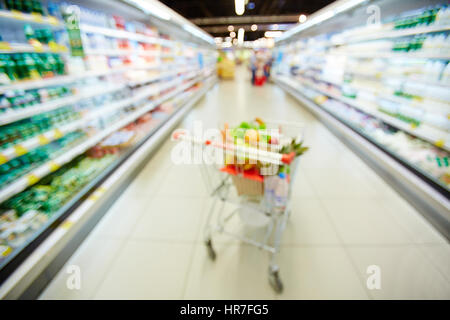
[171,120,304,293]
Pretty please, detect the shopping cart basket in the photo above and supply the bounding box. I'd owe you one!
[171,120,304,293]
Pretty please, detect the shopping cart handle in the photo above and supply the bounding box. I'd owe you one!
[281,152,295,164]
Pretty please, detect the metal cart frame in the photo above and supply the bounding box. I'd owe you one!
[172,120,304,293]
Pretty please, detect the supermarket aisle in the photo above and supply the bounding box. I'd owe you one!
[40,67,450,300]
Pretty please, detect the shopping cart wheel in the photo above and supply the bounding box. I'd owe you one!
[269,270,283,293]
[206,239,216,261]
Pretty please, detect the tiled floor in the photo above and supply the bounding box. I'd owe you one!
[39,68,450,300]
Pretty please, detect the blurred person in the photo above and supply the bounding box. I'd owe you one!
[250,50,257,84]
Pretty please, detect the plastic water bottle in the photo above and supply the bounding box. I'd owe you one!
[274,173,289,210]
[264,175,277,208]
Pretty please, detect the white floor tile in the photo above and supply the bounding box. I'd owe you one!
[183,243,277,299]
[130,196,207,242]
[93,240,194,299]
[156,164,209,197]
[281,197,341,246]
[275,247,369,299]
[89,191,152,239]
[419,243,450,282]
[39,236,124,299]
[347,246,450,299]
[120,162,168,197]
[381,196,448,244]
[305,168,381,199]
[291,169,317,197]
[321,198,413,245]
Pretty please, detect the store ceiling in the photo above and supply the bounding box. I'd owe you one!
[160,0,334,40]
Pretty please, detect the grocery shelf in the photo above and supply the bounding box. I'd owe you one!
[127,68,194,87]
[0,67,201,128]
[80,24,174,47]
[0,84,126,125]
[346,69,450,88]
[0,120,82,165]
[0,72,207,204]
[275,75,449,229]
[280,75,450,151]
[0,75,217,298]
[333,24,450,45]
[0,42,68,54]
[331,50,450,60]
[0,63,173,94]
[0,10,61,27]
[84,48,161,57]
[309,73,449,121]
[0,68,202,167]
[307,63,450,89]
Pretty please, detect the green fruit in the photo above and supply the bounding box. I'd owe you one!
[239,121,250,129]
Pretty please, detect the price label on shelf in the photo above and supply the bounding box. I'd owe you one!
[13,145,28,156]
[59,220,73,230]
[0,154,8,165]
[88,186,107,202]
[410,123,418,129]
[30,40,44,52]
[53,128,63,139]
[0,41,12,51]
[11,10,24,20]
[27,174,39,186]
[97,186,107,194]
[435,140,445,148]
[31,12,44,23]
[88,193,100,201]
[48,41,60,52]
[1,246,12,257]
[48,161,60,172]
[314,95,328,104]
[38,134,50,145]
[48,16,59,26]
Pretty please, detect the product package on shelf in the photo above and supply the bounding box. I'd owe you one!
[274,1,450,193]
[0,0,216,276]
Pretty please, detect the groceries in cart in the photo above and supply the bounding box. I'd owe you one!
[219,118,308,210]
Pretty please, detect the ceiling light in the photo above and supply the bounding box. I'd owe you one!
[230,31,236,38]
[251,24,258,31]
[235,0,245,16]
[238,28,244,44]
[228,25,234,32]
[264,31,283,38]
[299,14,307,23]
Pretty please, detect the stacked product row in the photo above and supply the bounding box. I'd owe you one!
[0,75,214,263]
[274,2,449,192]
[0,0,216,271]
